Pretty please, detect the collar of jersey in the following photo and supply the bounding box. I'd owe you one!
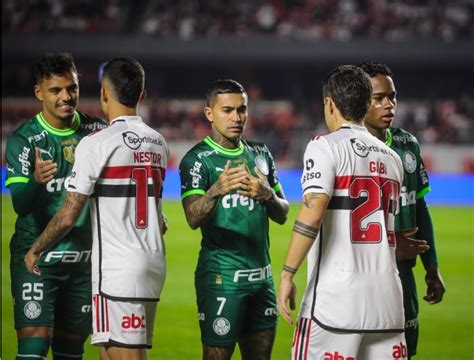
[341,122,368,132]
[204,136,244,156]
[384,128,393,147]
[37,111,80,136]
[110,115,142,125]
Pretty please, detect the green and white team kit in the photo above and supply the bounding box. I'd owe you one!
[6,111,106,331]
[180,136,282,345]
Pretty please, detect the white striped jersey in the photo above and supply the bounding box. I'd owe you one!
[68,116,168,301]
[299,123,405,332]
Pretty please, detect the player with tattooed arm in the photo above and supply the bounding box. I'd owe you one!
[278,65,407,359]
[179,79,289,360]
[25,57,169,360]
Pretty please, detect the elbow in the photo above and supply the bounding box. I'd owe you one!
[274,214,288,225]
[186,216,200,230]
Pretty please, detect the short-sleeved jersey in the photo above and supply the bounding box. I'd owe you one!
[179,136,283,291]
[386,128,430,232]
[299,124,405,332]
[5,111,106,268]
[68,116,168,301]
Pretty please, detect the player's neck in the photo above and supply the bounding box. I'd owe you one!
[107,105,138,123]
[365,124,387,142]
[210,132,241,149]
[41,111,75,130]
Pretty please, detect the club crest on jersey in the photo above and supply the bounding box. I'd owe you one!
[24,301,42,319]
[61,138,78,164]
[402,151,417,173]
[213,317,231,336]
[255,155,269,176]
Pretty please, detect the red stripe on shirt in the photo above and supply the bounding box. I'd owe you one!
[334,175,397,190]
[303,318,312,359]
[101,165,165,179]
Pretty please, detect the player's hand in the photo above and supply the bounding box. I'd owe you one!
[277,274,297,325]
[24,250,41,276]
[212,161,248,196]
[395,228,430,260]
[34,148,57,185]
[161,213,169,235]
[424,267,446,304]
[238,167,274,202]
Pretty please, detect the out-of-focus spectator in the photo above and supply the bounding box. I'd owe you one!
[2,0,120,33]
[3,94,473,167]
[4,0,472,41]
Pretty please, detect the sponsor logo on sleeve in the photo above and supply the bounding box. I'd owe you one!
[190,161,202,188]
[19,147,31,175]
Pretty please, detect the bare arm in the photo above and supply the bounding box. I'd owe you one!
[182,161,248,229]
[24,192,89,275]
[277,192,330,324]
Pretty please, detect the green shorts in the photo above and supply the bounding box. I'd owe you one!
[11,261,92,334]
[195,277,278,347]
[397,260,419,357]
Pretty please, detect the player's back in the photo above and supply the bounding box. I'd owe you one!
[300,123,404,332]
[71,116,168,300]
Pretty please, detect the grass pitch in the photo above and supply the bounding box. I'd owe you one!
[2,197,473,359]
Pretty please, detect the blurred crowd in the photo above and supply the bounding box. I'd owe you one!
[2,95,473,167]
[3,0,473,41]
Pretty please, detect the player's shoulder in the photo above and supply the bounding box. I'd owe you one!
[390,127,420,146]
[6,113,43,147]
[242,139,272,154]
[180,139,209,166]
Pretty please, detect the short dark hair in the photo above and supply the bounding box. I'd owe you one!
[102,57,145,108]
[322,65,372,122]
[359,62,394,78]
[33,52,78,83]
[206,79,246,106]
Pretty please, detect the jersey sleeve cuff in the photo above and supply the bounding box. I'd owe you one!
[5,176,30,186]
[181,189,206,199]
[272,183,282,193]
[416,186,431,199]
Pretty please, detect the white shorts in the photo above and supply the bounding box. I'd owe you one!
[91,294,157,348]
[292,317,408,360]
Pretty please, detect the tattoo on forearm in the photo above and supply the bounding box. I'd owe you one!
[283,265,298,274]
[188,191,219,225]
[303,193,320,209]
[30,192,88,254]
[293,220,320,239]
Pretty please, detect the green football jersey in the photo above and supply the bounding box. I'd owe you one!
[386,127,431,232]
[179,136,283,291]
[5,111,106,268]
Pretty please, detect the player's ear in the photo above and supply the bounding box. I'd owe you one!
[326,97,335,115]
[139,89,147,104]
[204,106,213,123]
[100,86,108,104]
[34,84,43,102]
